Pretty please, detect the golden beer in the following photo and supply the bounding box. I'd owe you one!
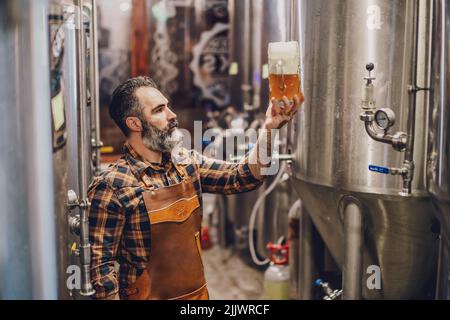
[268,41,304,105]
[269,73,302,102]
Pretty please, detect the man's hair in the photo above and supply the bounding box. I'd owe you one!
[109,76,159,136]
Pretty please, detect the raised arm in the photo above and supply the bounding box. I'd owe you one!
[197,95,302,194]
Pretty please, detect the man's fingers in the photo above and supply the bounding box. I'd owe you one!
[287,94,302,117]
[293,95,300,106]
[282,96,291,109]
[271,95,301,118]
[271,98,282,116]
[290,103,300,117]
[281,96,294,115]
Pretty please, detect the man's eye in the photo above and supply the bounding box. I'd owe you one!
[154,107,164,113]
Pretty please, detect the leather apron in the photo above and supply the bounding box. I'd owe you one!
[120,167,209,300]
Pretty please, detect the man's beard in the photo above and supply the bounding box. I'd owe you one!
[141,119,182,154]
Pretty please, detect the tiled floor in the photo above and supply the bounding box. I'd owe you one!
[203,246,264,300]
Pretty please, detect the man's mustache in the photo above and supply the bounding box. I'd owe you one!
[167,120,179,131]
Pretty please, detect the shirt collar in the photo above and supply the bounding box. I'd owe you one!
[123,142,173,178]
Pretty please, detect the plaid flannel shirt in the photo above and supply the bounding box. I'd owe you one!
[88,142,265,299]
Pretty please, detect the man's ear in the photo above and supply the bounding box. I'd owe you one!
[125,116,143,133]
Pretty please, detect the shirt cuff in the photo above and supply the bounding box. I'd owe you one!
[91,273,119,300]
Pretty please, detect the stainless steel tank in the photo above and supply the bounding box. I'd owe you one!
[226,0,262,259]
[0,0,58,299]
[253,0,293,110]
[48,0,97,299]
[0,0,98,299]
[428,0,450,300]
[225,0,293,260]
[229,0,251,112]
[49,0,73,300]
[250,0,294,257]
[290,0,439,299]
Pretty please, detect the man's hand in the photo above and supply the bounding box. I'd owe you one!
[264,94,304,130]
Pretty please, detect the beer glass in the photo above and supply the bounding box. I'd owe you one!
[268,41,303,107]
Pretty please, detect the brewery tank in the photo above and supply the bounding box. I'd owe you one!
[0,0,99,299]
[226,0,293,260]
[290,0,439,299]
[428,0,450,300]
[0,0,59,299]
[250,0,294,261]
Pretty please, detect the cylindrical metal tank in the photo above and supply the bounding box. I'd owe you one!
[49,0,73,300]
[428,0,450,300]
[60,0,98,299]
[291,0,439,299]
[229,0,251,112]
[251,0,291,111]
[0,0,58,299]
[0,0,98,299]
[224,0,293,261]
[226,0,262,259]
[250,0,293,258]
[48,0,97,299]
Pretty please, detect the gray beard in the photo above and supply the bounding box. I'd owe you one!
[141,121,179,154]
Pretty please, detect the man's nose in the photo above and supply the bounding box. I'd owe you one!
[167,107,177,121]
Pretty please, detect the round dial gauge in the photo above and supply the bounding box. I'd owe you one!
[375,108,395,130]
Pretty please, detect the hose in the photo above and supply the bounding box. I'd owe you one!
[288,199,302,220]
[248,161,288,266]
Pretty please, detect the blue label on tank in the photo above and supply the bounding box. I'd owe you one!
[369,165,390,174]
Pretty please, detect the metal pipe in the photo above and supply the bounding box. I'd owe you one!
[89,0,102,175]
[342,202,364,300]
[360,109,408,151]
[364,121,408,152]
[287,199,301,299]
[75,0,95,296]
[230,153,293,163]
[251,0,262,110]
[403,0,421,195]
[241,0,252,111]
[297,202,317,300]
[289,0,297,41]
[364,121,395,145]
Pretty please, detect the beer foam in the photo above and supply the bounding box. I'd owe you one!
[268,41,300,75]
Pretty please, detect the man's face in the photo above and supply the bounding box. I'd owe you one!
[133,86,181,153]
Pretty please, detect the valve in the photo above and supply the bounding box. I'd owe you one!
[362,63,376,110]
[67,189,79,209]
[267,238,289,266]
[369,165,390,174]
[315,279,342,300]
[69,215,81,236]
[359,62,412,196]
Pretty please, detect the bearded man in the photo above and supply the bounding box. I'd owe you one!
[88,76,302,300]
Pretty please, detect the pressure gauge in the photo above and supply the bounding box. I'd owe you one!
[374,108,395,130]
